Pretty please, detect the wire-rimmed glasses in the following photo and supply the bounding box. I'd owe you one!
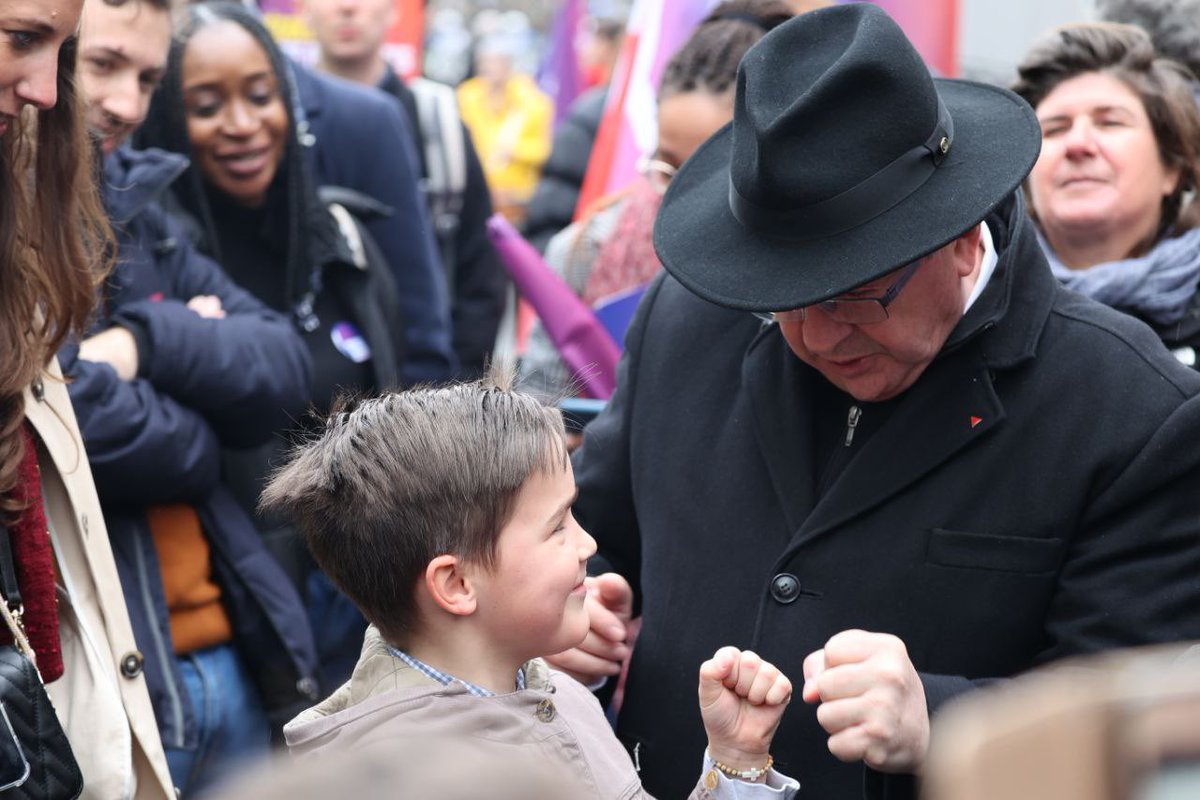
[754,259,924,325]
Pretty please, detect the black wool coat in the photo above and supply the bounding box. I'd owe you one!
[573,194,1200,800]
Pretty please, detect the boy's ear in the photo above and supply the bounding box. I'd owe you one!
[424,555,478,617]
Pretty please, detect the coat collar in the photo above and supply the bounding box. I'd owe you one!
[102,146,190,226]
[745,194,1051,549]
[23,360,87,481]
[291,626,552,726]
[290,59,327,121]
[944,192,1057,370]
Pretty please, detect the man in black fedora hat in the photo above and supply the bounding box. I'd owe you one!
[550,3,1200,799]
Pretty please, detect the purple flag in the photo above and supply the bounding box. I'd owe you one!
[539,0,585,128]
[486,214,620,399]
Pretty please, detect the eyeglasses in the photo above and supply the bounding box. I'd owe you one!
[755,259,923,326]
[637,156,677,194]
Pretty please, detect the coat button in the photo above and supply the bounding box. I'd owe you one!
[770,573,800,604]
[120,651,144,678]
[296,677,319,698]
[534,698,556,723]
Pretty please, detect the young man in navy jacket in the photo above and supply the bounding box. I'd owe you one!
[64,0,319,794]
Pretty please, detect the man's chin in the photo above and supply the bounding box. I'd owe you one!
[88,128,127,156]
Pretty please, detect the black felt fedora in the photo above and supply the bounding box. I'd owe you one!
[653,2,1042,311]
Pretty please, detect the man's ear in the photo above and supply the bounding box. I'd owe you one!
[952,223,985,277]
[424,555,477,617]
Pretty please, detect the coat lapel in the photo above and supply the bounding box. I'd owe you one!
[744,326,817,534]
[23,362,88,484]
[23,361,114,606]
[796,351,1005,546]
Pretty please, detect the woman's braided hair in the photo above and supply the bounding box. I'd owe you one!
[658,0,793,101]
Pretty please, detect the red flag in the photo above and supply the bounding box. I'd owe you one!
[575,0,714,218]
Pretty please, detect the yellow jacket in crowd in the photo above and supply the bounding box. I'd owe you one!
[458,73,553,218]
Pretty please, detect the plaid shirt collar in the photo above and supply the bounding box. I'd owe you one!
[386,645,526,697]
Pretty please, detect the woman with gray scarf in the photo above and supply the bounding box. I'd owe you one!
[1013,22,1200,368]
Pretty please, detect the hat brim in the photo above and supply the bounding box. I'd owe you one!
[653,79,1042,311]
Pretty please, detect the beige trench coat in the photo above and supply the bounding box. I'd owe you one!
[24,359,174,800]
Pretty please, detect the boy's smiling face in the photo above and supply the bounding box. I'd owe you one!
[469,460,596,664]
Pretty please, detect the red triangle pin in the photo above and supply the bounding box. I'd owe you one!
[970,416,983,429]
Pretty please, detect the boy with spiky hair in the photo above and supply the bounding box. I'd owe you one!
[266,372,799,798]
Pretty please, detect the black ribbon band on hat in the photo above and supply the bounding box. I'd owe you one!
[728,96,955,242]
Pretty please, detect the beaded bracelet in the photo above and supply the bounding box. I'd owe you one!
[711,754,773,783]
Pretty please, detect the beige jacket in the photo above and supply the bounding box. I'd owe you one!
[284,627,796,800]
[25,360,174,800]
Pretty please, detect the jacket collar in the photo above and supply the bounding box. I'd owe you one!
[746,192,1053,551]
[943,191,1057,370]
[290,59,326,121]
[291,626,551,726]
[102,146,190,225]
[377,64,405,99]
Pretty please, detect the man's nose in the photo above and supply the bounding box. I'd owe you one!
[104,75,145,125]
[797,306,855,354]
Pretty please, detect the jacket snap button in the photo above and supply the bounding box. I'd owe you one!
[770,574,800,604]
[120,651,144,678]
[535,698,556,723]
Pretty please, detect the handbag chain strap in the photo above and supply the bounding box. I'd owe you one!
[0,523,36,670]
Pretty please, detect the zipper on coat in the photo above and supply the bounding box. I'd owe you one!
[294,291,320,333]
[133,532,186,747]
[844,405,862,447]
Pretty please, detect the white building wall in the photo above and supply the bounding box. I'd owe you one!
[959,0,1098,83]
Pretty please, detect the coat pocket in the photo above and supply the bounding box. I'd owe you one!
[925,529,1064,574]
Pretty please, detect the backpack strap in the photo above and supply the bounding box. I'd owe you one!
[410,77,466,291]
[326,202,369,271]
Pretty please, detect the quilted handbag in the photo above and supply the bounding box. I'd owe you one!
[0,524,81,799]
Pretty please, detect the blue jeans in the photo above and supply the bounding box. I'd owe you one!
[164,643,271,798]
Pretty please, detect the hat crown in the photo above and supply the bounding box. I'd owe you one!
[731,4,942,214]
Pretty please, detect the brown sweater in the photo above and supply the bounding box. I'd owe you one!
[147,504,231,653]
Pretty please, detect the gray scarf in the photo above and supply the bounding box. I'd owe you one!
[1038,227,1200,326]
